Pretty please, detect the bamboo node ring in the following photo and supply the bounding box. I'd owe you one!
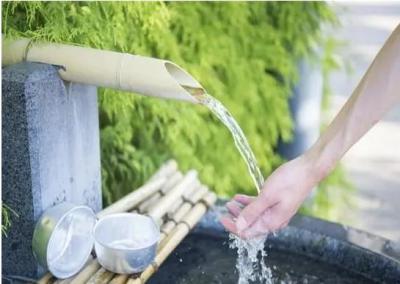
[181,196,195,206]
[198,198,211,209]
[179,220,191,231]
[167,218,178,225]
[151,261,159,272]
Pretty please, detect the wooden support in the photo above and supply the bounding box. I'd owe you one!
[37,160,175,284]
[39,161,216,284]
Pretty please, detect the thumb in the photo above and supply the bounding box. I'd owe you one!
[236,193,274,232]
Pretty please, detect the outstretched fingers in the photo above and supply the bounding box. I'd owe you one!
[220,215,237,234]
[240,206,291,239]
[226,200,243,217]
[235,193,276,234]
[233,194,255,206]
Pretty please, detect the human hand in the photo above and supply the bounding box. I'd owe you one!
[220,154,322,239]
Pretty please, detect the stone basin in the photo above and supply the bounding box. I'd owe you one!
[150,202,400,284]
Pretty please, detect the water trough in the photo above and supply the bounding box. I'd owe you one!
[150,201,400,284]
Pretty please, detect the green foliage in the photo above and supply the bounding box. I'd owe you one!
[3,1,347,217]
[2,203,18,236]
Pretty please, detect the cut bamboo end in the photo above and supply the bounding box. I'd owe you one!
[160,171,184,194]
[148,160,178,182]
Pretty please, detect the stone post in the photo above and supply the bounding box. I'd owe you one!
[2,62,102,278]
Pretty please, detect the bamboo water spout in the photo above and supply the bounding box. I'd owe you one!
[2,38,205,103]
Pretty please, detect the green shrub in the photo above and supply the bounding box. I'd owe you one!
[3,2,347,218]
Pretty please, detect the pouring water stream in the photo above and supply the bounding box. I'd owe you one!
[184,86,272,283]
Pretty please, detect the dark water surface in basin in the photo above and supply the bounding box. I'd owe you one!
[149,234,377,284]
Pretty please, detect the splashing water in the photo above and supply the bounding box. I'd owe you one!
[186,88,272,283]
[229,234,272,284]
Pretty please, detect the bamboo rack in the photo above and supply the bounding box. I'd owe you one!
[39,160,216,284]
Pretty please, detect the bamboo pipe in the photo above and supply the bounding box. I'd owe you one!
[2,38,204,103]
[97,160,177,218]
[147,170,198,224]
[127,192,217,284]
[88,174,200,283]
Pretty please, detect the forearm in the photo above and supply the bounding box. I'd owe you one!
[307,24,400,181]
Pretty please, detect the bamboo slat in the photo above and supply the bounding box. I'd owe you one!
[147,170,197,223]
[159,185,208,243]
[109,274,129,284]
[98,161,178,218]
[86,268,114,284]
[136,171,183,214]
[167,179,200,215]
[148,160,177,182]
[37,273,54,284]
[127,192,217,284]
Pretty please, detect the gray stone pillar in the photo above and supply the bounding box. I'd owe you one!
[2,62,102,278]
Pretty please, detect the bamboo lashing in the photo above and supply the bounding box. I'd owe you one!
[127,192,217,284]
